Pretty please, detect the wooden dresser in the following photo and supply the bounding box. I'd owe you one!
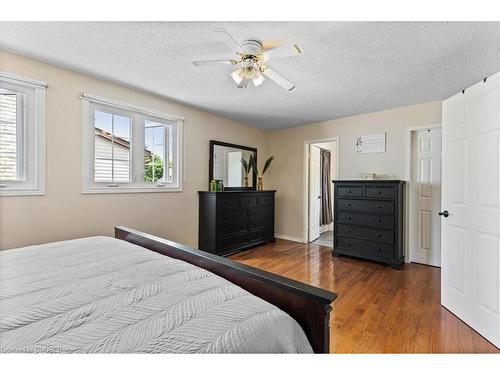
[198,190,276,256]
[332,180,405,268]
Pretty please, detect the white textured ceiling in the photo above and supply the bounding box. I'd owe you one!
[1,22,499,129]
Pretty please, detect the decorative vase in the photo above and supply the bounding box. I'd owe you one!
[244,175,249,187]
[257,176,263,191]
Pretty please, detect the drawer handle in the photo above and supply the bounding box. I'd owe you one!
[376,219,382,223]
[376,233,382,238]
[376,247,381,252]
[347,216,352,220]
[347,243,351,247]
[347,229,352,233]
[348,190,352,194]
[377,191,382,194]
[348,203,352,207]
[377,204,381,208]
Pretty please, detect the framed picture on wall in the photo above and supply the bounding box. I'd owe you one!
[355,133,386,154]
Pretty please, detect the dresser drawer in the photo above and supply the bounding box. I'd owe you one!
[249,216,272,230]
[257,195,273,206]
[337,224,394,244]
[248,228,273,242]
[217,219,248,235]
[337,199,394,214]
[241,196,257,208]
[336,236,395,259]
[337,186,363,198]
[216,232,248,250]
[218,208,247,222]
[365,186,395,199]
[218,197,239,210]
[249,205,273,218]
[336,212,394,229]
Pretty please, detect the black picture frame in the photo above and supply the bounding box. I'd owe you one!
[209,140,257,191]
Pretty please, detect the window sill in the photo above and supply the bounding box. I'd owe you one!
[0,187,45,196]
[81,186,183,194]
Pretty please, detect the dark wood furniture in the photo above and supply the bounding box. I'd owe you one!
[115,226,336,353]
[198,190,276,256]
[332,180,405,269]
[209,140,257,190]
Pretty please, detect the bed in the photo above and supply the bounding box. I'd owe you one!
[0,227,336,353]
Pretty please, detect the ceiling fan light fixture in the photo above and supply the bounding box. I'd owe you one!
[252,72,265,87]
[193,29,300,93]
[230,69,244,85]
[243,66,257,80]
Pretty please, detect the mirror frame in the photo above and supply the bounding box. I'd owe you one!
[209,140,257,191]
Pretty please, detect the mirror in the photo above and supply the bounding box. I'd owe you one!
[209,140,257,190]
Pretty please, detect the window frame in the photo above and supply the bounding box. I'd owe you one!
[0,72,46,196]
[81,93,184,194]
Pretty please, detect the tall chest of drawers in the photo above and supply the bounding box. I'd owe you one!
[198,191,276,256]
[332,180,405,268]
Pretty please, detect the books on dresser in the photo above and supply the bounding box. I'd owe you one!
[332,180,405,268]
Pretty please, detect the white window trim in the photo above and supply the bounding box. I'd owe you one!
[81,93,184,194]
[0,72,46,196]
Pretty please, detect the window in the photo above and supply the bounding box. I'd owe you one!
[81,94,183,193]
[0,73,46,196]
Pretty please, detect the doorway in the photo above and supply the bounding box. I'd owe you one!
[303,138,339,245]
[406,125,442,266]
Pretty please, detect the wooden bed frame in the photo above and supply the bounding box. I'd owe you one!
[115,226,337,353]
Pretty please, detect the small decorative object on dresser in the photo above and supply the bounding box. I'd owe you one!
[198,190,276,256]
[250,155,274,191]
[332,180,405,269]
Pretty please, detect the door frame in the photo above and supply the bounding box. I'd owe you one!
[302,137,340,243]
[404,123,442,263]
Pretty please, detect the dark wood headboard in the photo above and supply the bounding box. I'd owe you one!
[115,226,336,353]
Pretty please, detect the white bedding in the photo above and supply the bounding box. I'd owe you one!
[0,236,312,353]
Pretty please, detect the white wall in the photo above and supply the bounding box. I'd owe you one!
[0,51,268,250]
[267,101,442,240]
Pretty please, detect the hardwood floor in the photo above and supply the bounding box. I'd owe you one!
[229,239,499,353]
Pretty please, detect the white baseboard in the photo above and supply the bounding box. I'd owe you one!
[274,233,304,243]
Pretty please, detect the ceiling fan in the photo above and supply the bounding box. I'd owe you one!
[192,28,302,92]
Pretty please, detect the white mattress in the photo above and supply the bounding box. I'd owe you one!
[0,236,312,353]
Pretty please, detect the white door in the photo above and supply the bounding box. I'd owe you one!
[309,145,321,242]
[410,128,442,266]
[442,72,500,348]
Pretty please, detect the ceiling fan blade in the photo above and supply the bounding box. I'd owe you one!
[261,43,303,61]
[192,59,235,66]
[214,27,244,53]
[261,67,296,92]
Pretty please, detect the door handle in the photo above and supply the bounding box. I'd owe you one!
[438,210,449,218]
[318,195,322,199]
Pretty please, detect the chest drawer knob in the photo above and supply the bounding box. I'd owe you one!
[347,242,351,247]
[347,229,352,233]
[377,204,381,208]
[377,191,382,194]
[376,233,382,238]
[376,218,382,223]
[348,190,352,193]
[376,247,381,252]
[347,216,352,220]
[348,203,352,207]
